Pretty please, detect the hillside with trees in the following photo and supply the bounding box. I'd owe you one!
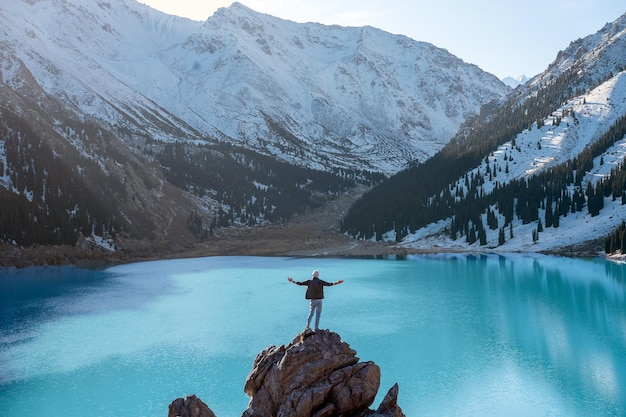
[0,106,124,246]
[341,61,626,250]
[155,141,383,238]
[0,98,382,250]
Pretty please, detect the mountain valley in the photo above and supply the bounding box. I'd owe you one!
[1,1,626,264]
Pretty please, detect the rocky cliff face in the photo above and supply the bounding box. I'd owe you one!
[168,329,405,417]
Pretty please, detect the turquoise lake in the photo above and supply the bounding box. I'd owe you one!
[1,254,625,416]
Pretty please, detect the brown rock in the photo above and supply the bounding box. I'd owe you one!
[168,394,217,417]
[374,383,405,417]
[241,329,403,417]
[168,330,405,417]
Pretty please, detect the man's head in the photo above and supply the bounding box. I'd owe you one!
[312,270,320,278]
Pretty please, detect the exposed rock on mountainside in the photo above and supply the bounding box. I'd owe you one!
[168,330,405,417]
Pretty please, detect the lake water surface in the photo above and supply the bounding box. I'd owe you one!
[1,254,625,417]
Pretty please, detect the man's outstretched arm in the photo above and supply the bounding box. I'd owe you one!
[322,279,344,286]
[288,277,306,285]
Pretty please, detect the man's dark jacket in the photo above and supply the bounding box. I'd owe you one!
[293,277,334,299]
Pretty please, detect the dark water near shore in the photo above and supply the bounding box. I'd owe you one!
[1,254,625,416]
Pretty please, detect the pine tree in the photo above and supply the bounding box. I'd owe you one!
[544,196,553,227]
[468,225,477,244]
[553,203,560,228]
[478,222,487,246]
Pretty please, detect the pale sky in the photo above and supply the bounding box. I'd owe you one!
[140,0,625,79]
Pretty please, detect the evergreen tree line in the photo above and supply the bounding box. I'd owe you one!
[603,147,626,254]
[187,209,214,241]
[349,108,626,247]
[156,141,383,230]
[606,221,626,254]
[354,104,626,247]
[0,107,124,246]
[450,112,626,245]
[341,61,623,241]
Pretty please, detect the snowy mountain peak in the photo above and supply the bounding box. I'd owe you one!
[502,75,529,88]
[532,11,626,87]
[0,0,509,174]
[215,1,262,17]
[205,1,266,28]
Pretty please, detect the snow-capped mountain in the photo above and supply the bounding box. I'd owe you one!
[0,0,509,252]
[501,75,529,88]
[0,0,508,174]
[388,12,626,253]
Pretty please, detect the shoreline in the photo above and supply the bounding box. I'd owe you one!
[0,233,608,269]
[0,187,610,269]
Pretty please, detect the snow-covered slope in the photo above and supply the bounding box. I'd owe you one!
[371,11,626,254]
[401,71,626,253]
[0,0,508,174]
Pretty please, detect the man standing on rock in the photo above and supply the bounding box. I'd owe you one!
[288,270,344,331]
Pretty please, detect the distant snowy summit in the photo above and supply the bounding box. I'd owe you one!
[501,75,530,88]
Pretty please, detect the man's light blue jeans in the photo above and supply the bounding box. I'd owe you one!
[307,299,323,330]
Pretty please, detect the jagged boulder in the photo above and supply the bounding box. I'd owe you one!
[374,383,405,417]
[168,330,405,417]
[242,329,404,417]
[168,394,217,417]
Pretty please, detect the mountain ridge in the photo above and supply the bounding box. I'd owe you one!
[1,0,509,173]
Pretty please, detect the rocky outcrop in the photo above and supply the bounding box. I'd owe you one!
[168,394,217,417]
[168,330,405,417]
